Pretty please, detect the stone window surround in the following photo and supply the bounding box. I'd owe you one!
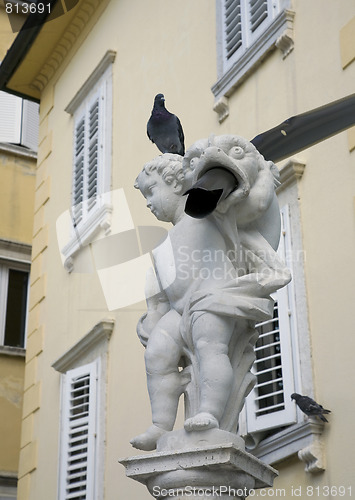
[245,158,326,473]
[62,50,116,272]
[52,318,114,500]
[212,1,295,122]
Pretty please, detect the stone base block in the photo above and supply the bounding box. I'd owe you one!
[120,436,278,500]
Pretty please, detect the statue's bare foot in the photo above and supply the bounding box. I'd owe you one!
[130,425,167,451]
[184,412,219,432]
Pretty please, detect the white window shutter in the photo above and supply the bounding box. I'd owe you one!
[86,94,100,213]
[0,91,22,143]
[71,83,105,228]
[222,0,280,70]
[248,0,268,34]
[21,100,39,151]
[223,0,243,62]
[244,205,297,433]
[72,114,86,226]
[59,361,98,500]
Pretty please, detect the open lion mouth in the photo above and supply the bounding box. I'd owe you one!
[183,167,238,219]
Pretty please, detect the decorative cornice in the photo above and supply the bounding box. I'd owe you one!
[277,157,306,192]
[31,0,104,93]
[52,318,115,373]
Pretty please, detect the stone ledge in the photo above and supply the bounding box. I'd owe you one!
[120,442,277,499]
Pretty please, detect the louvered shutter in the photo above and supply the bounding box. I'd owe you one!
[244,205,297,433]
[224,0,243,62]
[21,100,40,151]
[0,91,22,143]
[71,86,103,228]
[59,361,98,500]
[222,0,280,70]
[72,114,85,226]
[249,0,268,34]
[87,96,100,213]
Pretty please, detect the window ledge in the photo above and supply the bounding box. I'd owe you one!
[249,419,325,471]
[0,142,37,160]
[212,9,295,117]
[61,202,113,272]
[0,345,26,357]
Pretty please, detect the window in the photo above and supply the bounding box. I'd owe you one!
[59,361,99,500]
[53,319,114,500]
[223,0,279,71]
[62,51,115,267]
[242,205,297,435]
[0,91,39,152]
[239,163,324,471]
[0,262,29,348]
[212,0,294,103]
[72,86,103,228]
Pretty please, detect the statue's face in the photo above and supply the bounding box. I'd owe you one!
[139,170,179,223]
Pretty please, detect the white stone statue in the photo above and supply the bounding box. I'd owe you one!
[131,134,291,452]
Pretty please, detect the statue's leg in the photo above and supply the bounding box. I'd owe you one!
[184,313,235,431]
[131,309,183,450]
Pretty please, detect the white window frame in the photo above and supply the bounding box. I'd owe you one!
[239,161,325,470]
[62,51,116,267]
[0,90,39,152]
[58,360,99,500]
[242,205,298,435]
[53,319,114,500]
[0,259,30,349]
[212,0,294,101]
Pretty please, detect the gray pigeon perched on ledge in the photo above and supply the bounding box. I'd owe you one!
[147,93,185,156]
[291,393,331,422]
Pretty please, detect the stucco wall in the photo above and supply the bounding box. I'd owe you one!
[16,0,355,499]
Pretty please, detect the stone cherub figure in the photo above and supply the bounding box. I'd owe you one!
[131,134,291,451]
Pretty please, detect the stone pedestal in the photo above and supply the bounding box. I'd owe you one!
[120,430,278,499]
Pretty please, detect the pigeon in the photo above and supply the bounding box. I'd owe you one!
[147,93,185,156]
[291,393,331,422]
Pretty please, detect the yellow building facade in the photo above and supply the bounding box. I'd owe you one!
[0,5,37,499]
[0,0,354,499]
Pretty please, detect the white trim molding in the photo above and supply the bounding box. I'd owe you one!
[251,419,325,472]
[52,319,114,373]
[61,51,115,271]
[65,50,116,115]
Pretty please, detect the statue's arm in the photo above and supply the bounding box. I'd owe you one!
[136,268,170,347]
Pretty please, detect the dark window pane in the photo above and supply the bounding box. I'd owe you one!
[4,270,29,348]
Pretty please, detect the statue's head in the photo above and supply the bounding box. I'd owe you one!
[135,154,185,222]
[182,134,279,194]
[135,153,184,192]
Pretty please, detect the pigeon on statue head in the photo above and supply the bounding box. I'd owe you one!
[291,393,331,422]
[147,93,185,156]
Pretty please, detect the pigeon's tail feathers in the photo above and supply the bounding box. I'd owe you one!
[319,414,329,423]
